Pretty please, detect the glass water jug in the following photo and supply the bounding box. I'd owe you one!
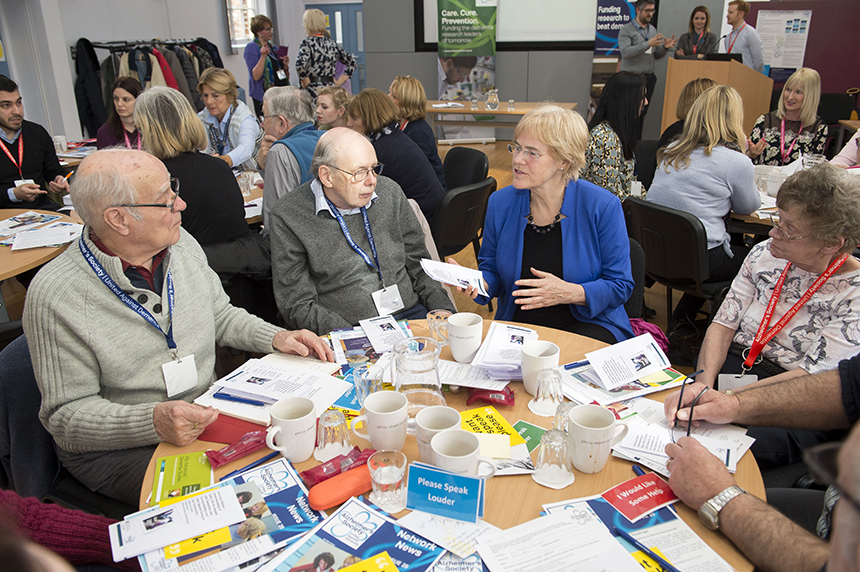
[392,337,446,434]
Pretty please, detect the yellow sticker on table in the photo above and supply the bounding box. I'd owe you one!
[338,551,399,572]
[460,406,526,446]
[163,527,232,559]
[631,546,674,571]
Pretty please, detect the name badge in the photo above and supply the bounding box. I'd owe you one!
[276,69,287,80]
[372,284,404,316]
[718,373,757,391]
[14,178,36,187]
[163,354,198,397]
[645,46,653,54]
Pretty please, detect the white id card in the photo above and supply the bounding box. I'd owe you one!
[162,354,198,397]
[645,46,653,54]
[276,69,287,80]
[14,178,36,187]
[718,373,757,391]
[372,284,405,316]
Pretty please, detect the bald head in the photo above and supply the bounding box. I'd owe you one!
[311,127,374,179]
[73,149,168,230]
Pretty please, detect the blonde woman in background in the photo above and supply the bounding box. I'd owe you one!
[197,67,260,170]
[748,67,827,165]
[658,77,718,149]
[647,86,760,331]
[315,85,349,129]
[388,75,446,190]
[296,9,356,99]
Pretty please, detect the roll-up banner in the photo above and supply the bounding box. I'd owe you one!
[594,0,635,56]
[437,0,497,143]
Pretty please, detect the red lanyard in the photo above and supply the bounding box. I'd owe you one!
[727,22,746,53]
[123,129,142,150]
[744,253,849,369]
[399,120,409,131]
[780,118,803,165]
[692,32,702,54]
[0,133,23,178]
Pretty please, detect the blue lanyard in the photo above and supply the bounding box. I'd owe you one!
[324,196,385,285]
[79,238,177,352]
[215,105,235,155]
[635,22,650,42]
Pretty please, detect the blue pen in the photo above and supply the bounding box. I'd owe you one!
[614,526,682,572]
[212,391,267,407]
[219,451,280,482]
[632,464,646,477]
[563,359,590,370]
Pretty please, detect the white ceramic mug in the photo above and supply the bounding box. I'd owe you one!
[567,404,628,474]
[521,341,560,396]
[52,135,67,153]
[265,396,316,463]
[416,406,461,462]
[430,429,496,478]
[445,313,483,363]
[351,391,408,451]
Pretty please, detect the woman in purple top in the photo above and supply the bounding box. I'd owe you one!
[95,76,143,149]
[244,14,289,118]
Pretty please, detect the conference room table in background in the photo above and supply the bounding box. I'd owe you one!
[0,208,77,322]
[425,100,578,135]
[141,319,764,572]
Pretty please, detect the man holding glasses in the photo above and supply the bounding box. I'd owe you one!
[663,354,860,571]
[269,127,454,335]
[23,149,332,505]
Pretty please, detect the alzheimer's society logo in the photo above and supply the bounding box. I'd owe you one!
[324,504,383,550]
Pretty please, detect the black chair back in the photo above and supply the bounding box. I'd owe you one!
[432,177,496,259]
[626,238,645,320]
[443,147,489,190]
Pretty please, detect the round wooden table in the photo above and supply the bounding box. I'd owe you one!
[141,319,764,571]
[0,208,77,282]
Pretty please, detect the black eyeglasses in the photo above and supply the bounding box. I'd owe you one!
[117,178,181,213]
[328,163,384,183]
[803,442,860,514]
[671,370,706,442]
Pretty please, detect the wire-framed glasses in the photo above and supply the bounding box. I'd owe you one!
[769,213,806,241]
[117,178,181,213]
[328,163,384,182]
[670,370,708,442]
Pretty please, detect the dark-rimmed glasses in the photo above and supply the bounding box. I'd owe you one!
[670,370,707,442]
[803,441,860,514]
[328,163,384,183]
[117,178,181,213]
[769,213,806,241]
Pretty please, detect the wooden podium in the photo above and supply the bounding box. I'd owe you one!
[661,59,774,135]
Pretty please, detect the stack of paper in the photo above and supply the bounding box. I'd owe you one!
[135,458,327,572]
[330,322,412,367]
[611,398,755,476]
[0,211,61,238]
[194,358,349,424]
[420,258,489,297]
[543,493,735,572]
[585,333,671,391]
[559,366,687,406]
[470,322,538,380]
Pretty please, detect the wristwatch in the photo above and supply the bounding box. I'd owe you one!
[699,485,746,530]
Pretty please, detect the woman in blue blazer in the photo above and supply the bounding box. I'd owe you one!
[461,104,634,343]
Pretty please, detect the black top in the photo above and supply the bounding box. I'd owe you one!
[0,120,67,210]
[839,352,860,425]
[370,124,445,224]
[512,221,580,331]
[161,151,249,245]
[402,119,447,192]
[658,120,684,151]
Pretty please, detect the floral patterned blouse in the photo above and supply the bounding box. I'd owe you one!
[295,35,356,99]
[749,111,827,166]
[581,121,637,200]
[714,240,860,374]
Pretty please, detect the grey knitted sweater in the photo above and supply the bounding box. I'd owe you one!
[270,176,455,334]
[23,228,281,454]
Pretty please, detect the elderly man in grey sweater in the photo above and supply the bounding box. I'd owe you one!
[23,149,332,505]
[270,128,455,335]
